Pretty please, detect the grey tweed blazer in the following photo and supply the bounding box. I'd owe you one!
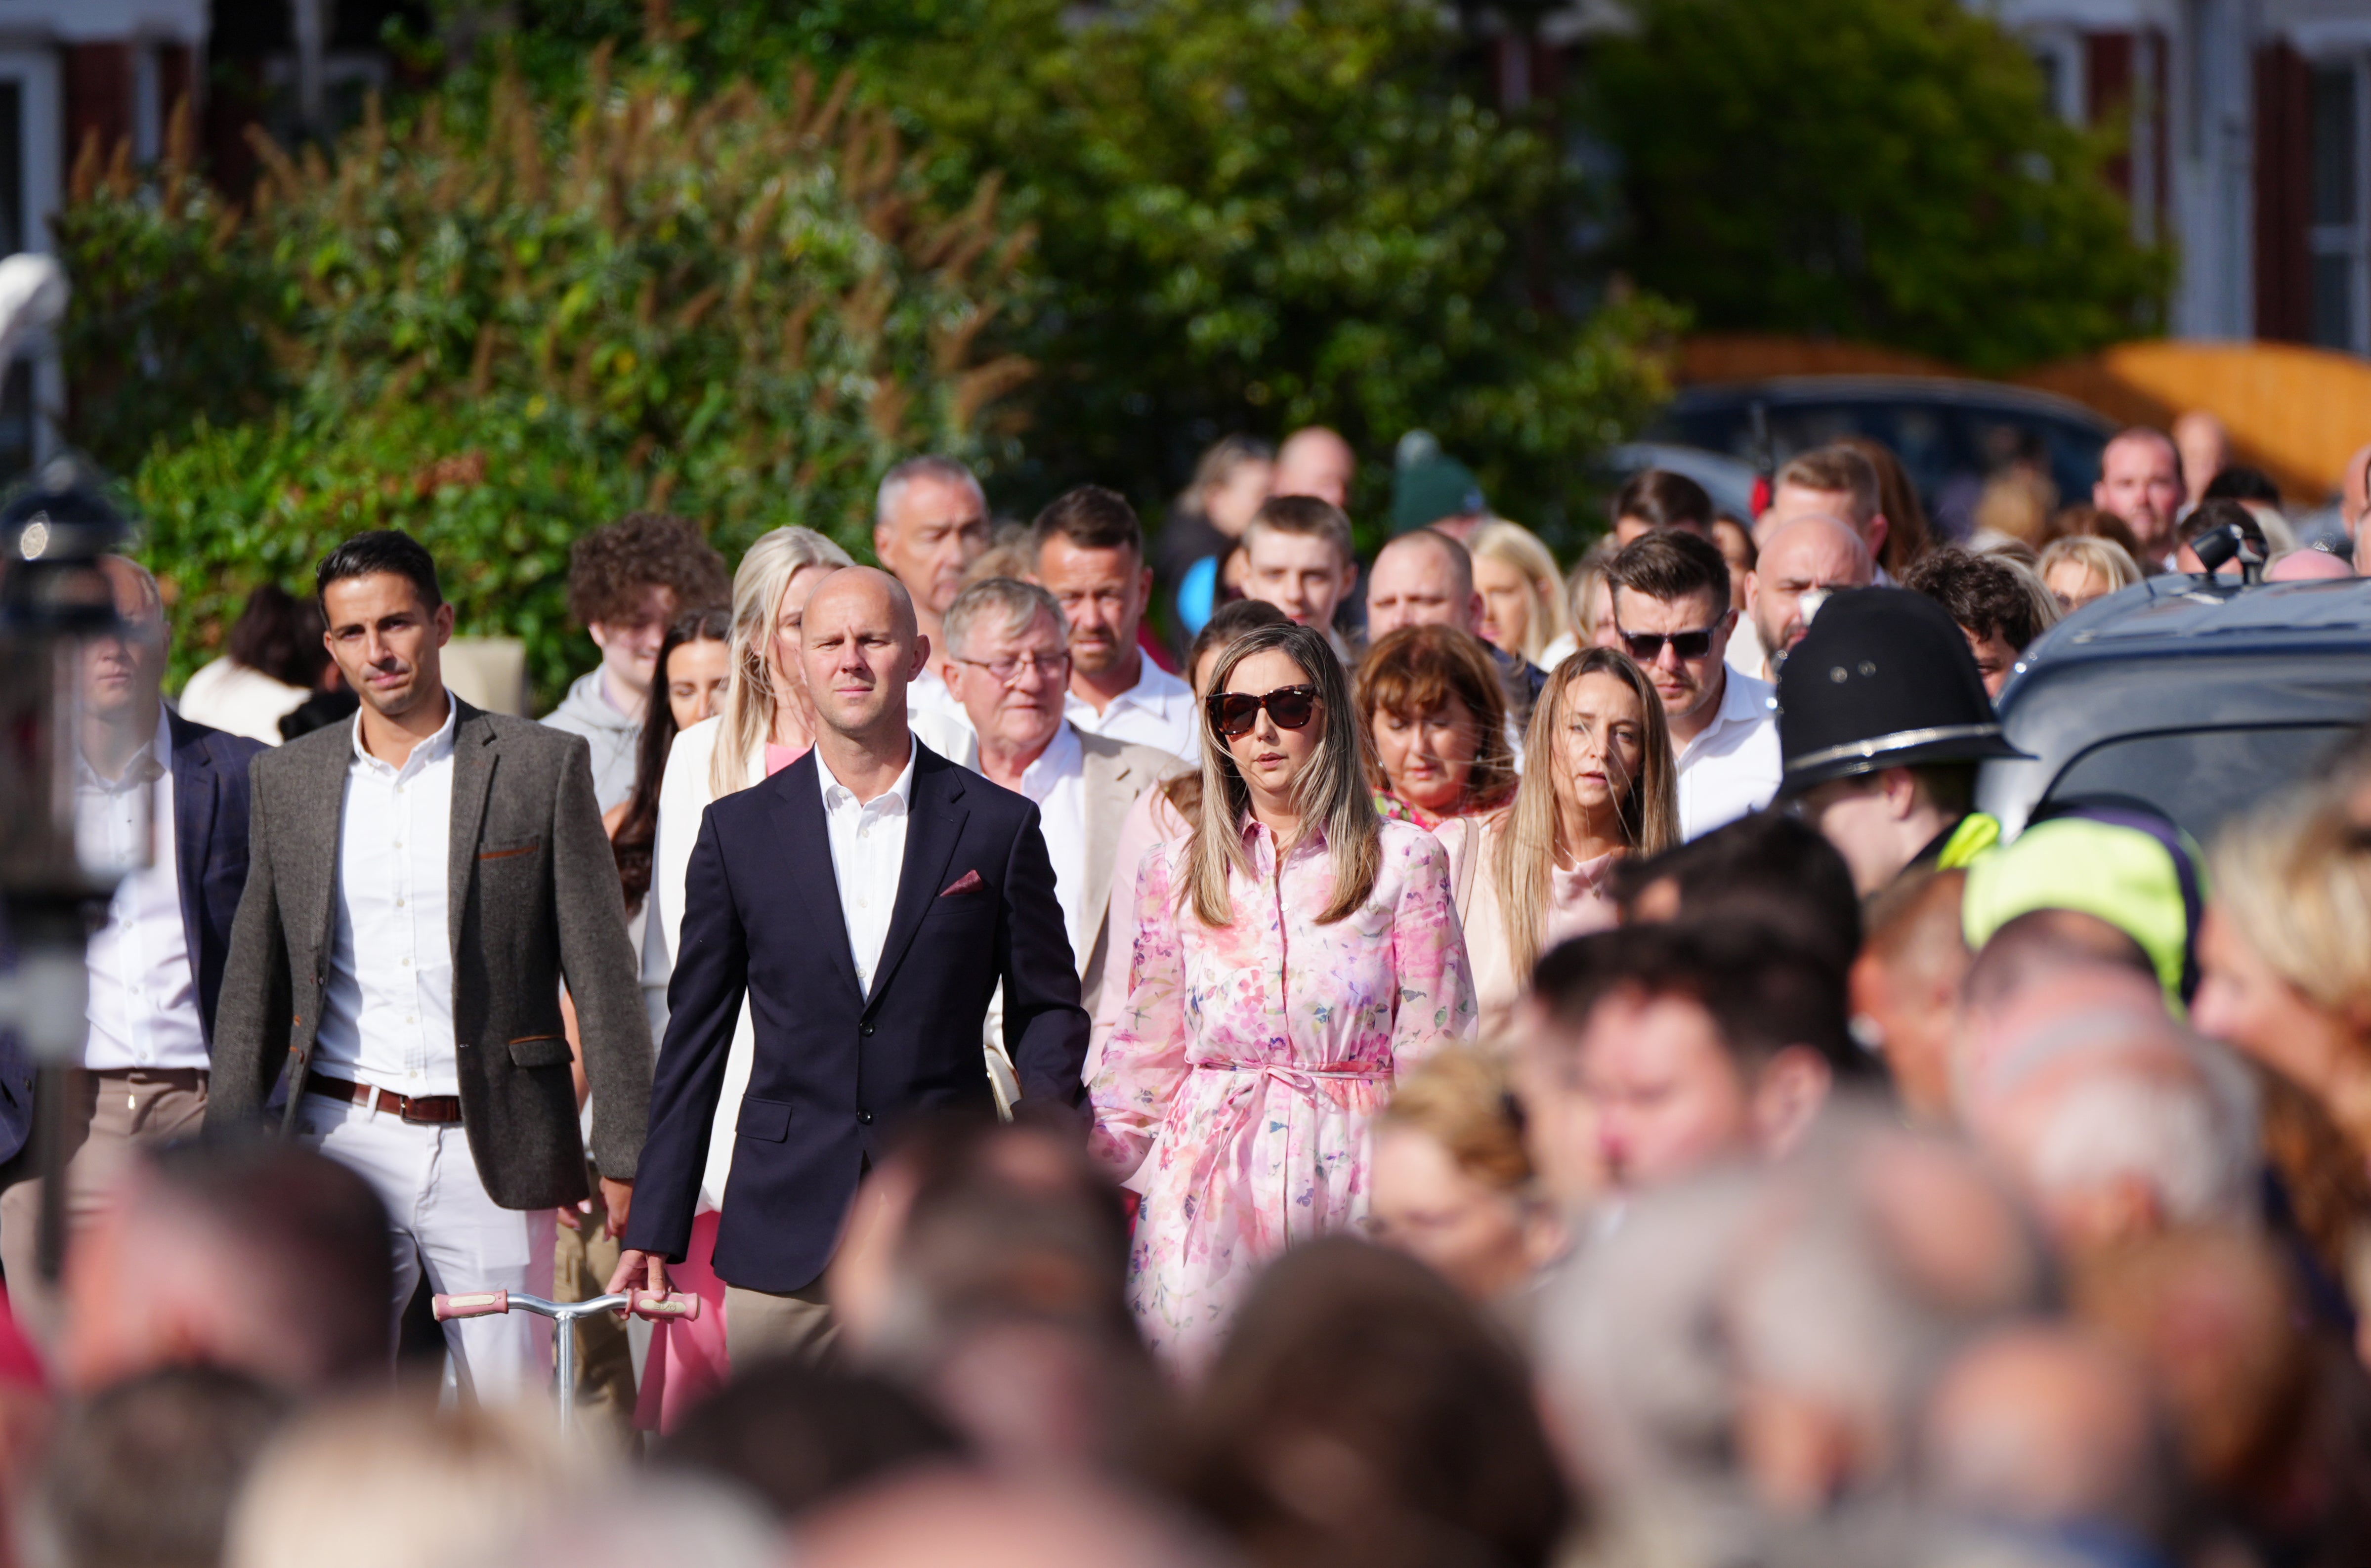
[211,695,652,1210]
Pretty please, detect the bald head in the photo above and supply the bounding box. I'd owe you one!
[1747,514,1872,666]
[801,565,928,745]
[1365,529,1481,637]
[1922,1325,2165,1538]
[2171,411,2229,507]
[1274,426,1356,509]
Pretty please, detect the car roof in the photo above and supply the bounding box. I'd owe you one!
[1668,375,2117,433]
[1979,576,2371,838]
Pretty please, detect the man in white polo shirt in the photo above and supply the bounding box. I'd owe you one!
[1604,530,1781,840]
[1028,485,1196,761]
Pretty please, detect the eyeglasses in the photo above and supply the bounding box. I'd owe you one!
[1209,684,1320,738]
[1616,624,1723,662]
[954,650,1071,684]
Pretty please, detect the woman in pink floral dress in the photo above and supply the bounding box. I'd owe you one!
[1092,621,1478,1369]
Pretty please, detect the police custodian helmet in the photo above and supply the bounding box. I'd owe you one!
[1776,587,2027,796]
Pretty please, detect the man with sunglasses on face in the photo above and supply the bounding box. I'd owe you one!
[1605,531,1781,840]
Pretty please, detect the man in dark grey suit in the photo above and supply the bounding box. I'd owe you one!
[212,531,651,1396]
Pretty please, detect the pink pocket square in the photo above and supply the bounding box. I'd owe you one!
[939,870,986,897]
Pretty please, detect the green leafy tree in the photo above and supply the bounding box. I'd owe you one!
[60,51,1032,702]
[1588,0,2170,373]
[432,0,1675,540]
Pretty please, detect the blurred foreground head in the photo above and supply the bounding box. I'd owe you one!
[656,1359,963,1523]
[2070,1224,2371,1562]
[1614,810,1863,976]
[1519,918,1870,1202]
[1187,1236,1568,1568]
[1918,1324,2175,1554]
[1850,866,1968,1124]
[1955,936,2256,1259]
[1537,1108,2044,1545]
[827,1115,1164,1478]
[1369,1048,1565,1303]
[797,1470,1229,1568]
[60,1140,392,1394]
[227,1393,586,1568]
[29,1365,288,1568]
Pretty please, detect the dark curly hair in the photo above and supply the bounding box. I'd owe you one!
[565,512,731,629]
[1903,548,2045,652]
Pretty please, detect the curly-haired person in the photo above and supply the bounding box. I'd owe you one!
[542,513,732,808]
[1902,549,2060,699]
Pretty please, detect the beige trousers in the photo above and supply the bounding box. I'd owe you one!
[0,1068,209,1348]
[725,1279,839,1367]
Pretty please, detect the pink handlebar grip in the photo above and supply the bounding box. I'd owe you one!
[628,1289,702,1322]
[433,1290,510,1321]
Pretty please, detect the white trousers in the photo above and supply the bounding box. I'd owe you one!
[296,1094,555,1401]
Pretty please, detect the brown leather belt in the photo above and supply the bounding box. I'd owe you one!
[305,1073,463,1124]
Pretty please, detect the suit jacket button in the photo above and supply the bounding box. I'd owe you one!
[859,1023,875,1038]
[858,1110,874,1125]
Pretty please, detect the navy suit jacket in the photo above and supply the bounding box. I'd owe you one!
[623,742,1089,1294]
[0,712,263,1165]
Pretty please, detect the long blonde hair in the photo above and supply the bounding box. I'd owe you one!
[1471,519,1571,665]
[1491,647,1679,977]
[712,526,855,796]
[1186,622,1380,929]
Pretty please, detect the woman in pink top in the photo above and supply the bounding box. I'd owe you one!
[1464,648,1677,1025]
[1092,621,1478,1371]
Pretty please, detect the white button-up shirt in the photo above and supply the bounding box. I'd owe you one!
[1675,670,1783,841]
[1064,655,1197,762]
[818,739,918,996]
[908,663,975,739]
[80,709,208,1072]
[315,697,459,1095]
[1015,721,1089,962]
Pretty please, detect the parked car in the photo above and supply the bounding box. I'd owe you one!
[1596,441,1761,522]
[1645,376,2117,537]
[1977,575,2371,845]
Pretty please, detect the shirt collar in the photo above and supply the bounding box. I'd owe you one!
[351,689,458,782]
[1067,655,1188,720]
[77,705,172,794]
[818,734,918,814]
[1019,720,1083,796]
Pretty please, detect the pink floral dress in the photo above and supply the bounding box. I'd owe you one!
[1091,817,1479,1369]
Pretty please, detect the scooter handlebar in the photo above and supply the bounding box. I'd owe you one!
[432,1289,509,1320]
[628,1289,701,1322]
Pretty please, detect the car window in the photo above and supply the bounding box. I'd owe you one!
[2045,723,2358,842]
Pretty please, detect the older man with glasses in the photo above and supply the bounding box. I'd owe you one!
[1604,530,1780,840]
[940,576,1185,1105]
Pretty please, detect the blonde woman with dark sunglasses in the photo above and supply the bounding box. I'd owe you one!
[1090,621,1479,1371]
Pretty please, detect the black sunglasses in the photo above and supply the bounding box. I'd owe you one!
[1209,684,1320,738]
[1618,625,1722,662]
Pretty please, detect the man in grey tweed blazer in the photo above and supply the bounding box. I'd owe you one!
[212,531,651,1395]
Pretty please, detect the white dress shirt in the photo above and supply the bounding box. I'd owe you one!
[1063,655,1196,761]
[908,663,975,738]
[1674,670,1783,841]
[818,738,918,996]
[315,697,460,1095]
[79,709,208,1072]
[1015,721,1090,961]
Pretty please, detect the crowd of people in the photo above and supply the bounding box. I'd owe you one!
[14,412,2371,1568]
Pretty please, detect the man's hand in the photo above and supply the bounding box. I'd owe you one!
[599,1176,633,1240]
[606,1247,671,1299]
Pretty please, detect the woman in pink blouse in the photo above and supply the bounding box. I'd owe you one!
[1092,621,1479,1370]
[1464,648,1677,1024]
